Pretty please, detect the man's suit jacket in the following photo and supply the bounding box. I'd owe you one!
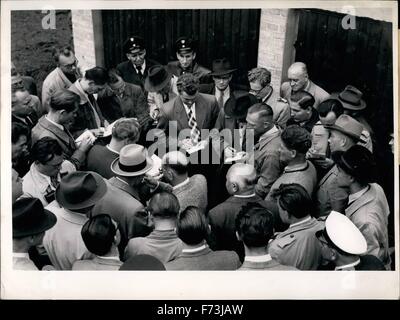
[280,80,330,109]
[116,58,159,89]
[157,93,220,138]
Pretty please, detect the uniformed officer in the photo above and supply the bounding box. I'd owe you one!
[116,35,159,89]
[316,211,386,270]
[167,37,211,94]
[268,183,324,270]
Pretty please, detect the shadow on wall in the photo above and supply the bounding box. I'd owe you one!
[11,10,74,98]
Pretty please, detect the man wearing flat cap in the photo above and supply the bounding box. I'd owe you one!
[167,36,211,93]
[334,145,391,269]
[117,35,159,90]
[315,114,364,217]
[316,211,386,270]
[43,171,108,270]
[13,198,57,270]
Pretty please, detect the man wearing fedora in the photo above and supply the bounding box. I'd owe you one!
[43,171,108,270]
[86,118,141,179]
[280,62,330,109]
[334,145,391,269]
[331,85,373,152]
[167,37,211,91]
[145,65,177,123]
[157,73,219,145]
[316,114,364,217]
[13,198,57,270]
[97,68,149,126]
[316,211,385,270]
[92,144,158,254]
[198,58,237,110]
[117,35,159,90]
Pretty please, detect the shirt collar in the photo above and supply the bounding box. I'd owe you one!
[135,61,146,73]
[335,259,361,270]
[95,255,120,261]
[172,178,190,190]
[29,163,54,192]
[259,125,278,142]
[233,193,256,198]
[45,115,64,130]
[348,186,369,204]
[116,177,130,186]
[106,145,120,155]
[62,208,89,225]
[289,216,311,228]
[182,244,207,253]
[244,254,272,263]
[216,86,230,98]
[13,252,30,258]
[183,102,196,114]
[284,161,309,173]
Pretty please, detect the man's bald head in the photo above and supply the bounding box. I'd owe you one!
[287,62,309,92]
[226,163,257,195]
[161,151,189,183]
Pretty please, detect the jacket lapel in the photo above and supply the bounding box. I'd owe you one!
[40,117,76,150]
[174,97,190,130]
[345,185,374,218]
[194,94,206,129]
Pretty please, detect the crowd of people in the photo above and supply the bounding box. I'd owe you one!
[11,35,394,271]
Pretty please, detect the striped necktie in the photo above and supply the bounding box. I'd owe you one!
[187,105,200,144]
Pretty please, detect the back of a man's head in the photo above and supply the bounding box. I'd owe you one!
[148,191,180,219]
[49,89,80,113]
[52,46,74,63]
[31,137,63,165]
[85,67,109,85]
[248,68,271,87]
[162,151,189,176]
[235,203,274,248]
[247,102,274,121]
[111,118,141,144]
[272,183,311,219]
[226,163,257,193]
[176,206,207,245]
[176,73,199,96]
[281,125,312,155]
[81,214,117,256]
[12,122,29,144]
[290,90,315,110]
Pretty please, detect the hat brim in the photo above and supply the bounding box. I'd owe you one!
[13,209,57,238]
[144,72,172,92]
[325,124,362,142]
[55,173,108,210]
[209,69,237,76]
[330,92,366,111]
[110,156,154,177]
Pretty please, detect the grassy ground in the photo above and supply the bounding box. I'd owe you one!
[11,10,73,98]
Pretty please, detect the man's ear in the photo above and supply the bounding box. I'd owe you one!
[231,182,238,193]
[126,53,130,60]
[328,248,338,262]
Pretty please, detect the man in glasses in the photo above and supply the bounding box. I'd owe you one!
[117,36,159,90]
[42,46,82,112]
[21,137,75,206]
[316,211,385,270]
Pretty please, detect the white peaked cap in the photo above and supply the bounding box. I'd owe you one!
[325,211,367,255]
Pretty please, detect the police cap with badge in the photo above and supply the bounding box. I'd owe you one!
[123,36,145,54]
[175,37,196,54]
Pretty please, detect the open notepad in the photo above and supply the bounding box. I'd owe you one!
[74,129,96,147]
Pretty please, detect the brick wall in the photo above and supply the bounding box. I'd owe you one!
[71,10,97,72]
[257,9,295,93]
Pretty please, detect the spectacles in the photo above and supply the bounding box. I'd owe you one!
[61,59,78,70]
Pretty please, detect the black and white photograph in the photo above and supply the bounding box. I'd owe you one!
[1,0,398,300]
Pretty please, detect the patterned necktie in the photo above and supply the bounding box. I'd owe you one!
[50,176,59,189]
[187,105,200,144]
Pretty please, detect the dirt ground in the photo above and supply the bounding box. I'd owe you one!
[11,10,73,98]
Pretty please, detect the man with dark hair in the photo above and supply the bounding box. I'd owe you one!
[280,62,329,109]
[268,183,324,270]
[235,202,297,270]
[12,169,23,204]
[124,191,183,264]
[72,214,122,270]
[167,37,211,87]
[157,73,219,145]
[248,67,290,128]
[12,86,39,131]
[12,122,30,176]
[97,68,150,127]
[266,125,317,201]
[22,137,75,206]
[245,103,284,198]
[116,35,159,89]
[166,206,240,270]
[209,164,276,261]
[32,89,93,169]
[334,145,391,269]
[316,211,385,270]
[42,46,82,111]
[86,118,141,179]
[13,198,57,270]
[286,90,319,132]
[161,151,207,213]
[68,66,109,137]
[12,61,37,96]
